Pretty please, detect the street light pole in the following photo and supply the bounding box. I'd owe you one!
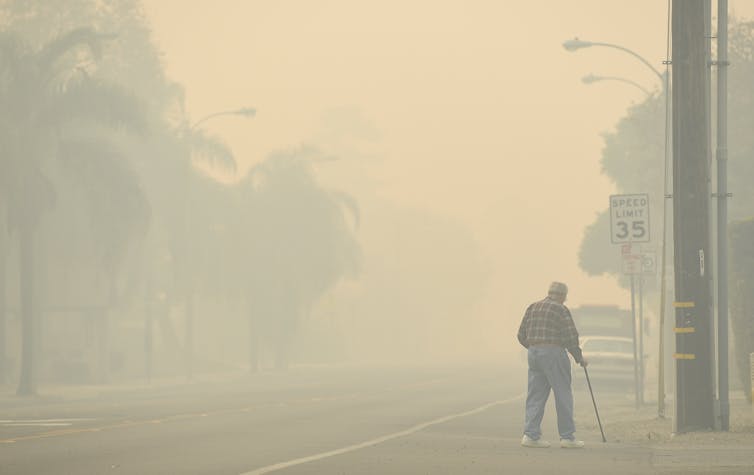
[563,38,664,82]
[716,0,730,432]
[191,107,256,130]
[565,36,670,417]
[183,106,255,380]
[581,74,652,97]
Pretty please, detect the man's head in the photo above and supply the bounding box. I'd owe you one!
[548,281,568,303]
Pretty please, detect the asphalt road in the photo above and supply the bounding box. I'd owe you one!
[0,364,689,474]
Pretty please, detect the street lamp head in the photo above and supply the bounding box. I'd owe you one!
[563,38,593,52]
[234,107,256,118]
[581,73,600,84]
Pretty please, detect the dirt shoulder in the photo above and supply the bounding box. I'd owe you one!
[574,389,754,445]
[572,390,754,473]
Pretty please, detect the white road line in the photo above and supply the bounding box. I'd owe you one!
[2,423,73,427]
[240,393,524,475]
[0,419,94,423]
[0,418,94,427]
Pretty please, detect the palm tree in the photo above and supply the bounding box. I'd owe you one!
[166,112,249,379]
[56,139,151,382]
[0,28,144,395]
[239,149,360,370]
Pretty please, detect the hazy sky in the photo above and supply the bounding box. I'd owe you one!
[142,1,754,343]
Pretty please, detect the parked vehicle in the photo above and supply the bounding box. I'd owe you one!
[571,305,632,339]
[576,336,635,387]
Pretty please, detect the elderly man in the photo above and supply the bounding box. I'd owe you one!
[517,281,587,448]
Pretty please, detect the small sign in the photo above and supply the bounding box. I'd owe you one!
[622,253,642,275]
[641,251,656,275]
[610,194,650,244]
[699,249,705,277]
[620,244,655,276]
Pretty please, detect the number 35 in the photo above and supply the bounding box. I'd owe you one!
[616,221,646,239]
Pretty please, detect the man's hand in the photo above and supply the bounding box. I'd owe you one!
[579,358,588,368]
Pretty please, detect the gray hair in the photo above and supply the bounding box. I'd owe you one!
[548,281,568,296]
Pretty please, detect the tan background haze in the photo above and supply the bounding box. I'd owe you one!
[141,0,754,358]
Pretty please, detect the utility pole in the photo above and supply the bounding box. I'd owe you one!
[672,0,715,432]
[658,0,674,418]
[716,0,730,432]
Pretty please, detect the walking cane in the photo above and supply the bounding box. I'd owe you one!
[583,365,607,442]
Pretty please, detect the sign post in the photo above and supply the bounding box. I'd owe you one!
[611,194,651,408]
[638,250,656,405]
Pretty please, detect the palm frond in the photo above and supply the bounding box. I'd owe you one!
[58,138,151,263]
[0,31,25,67]
[185,128,236,173]
[330,191,360,230]
[41,76,147,134]
[0,32,28,108]
[36,27,115,76]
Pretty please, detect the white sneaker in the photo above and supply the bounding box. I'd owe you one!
[560,438,585,448]
[521,435,551,448]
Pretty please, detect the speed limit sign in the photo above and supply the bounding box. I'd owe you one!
[609,194,650,244]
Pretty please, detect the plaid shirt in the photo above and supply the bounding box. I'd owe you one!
[517,296,582,361]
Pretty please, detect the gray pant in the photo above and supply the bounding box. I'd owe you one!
[523,346,575,440]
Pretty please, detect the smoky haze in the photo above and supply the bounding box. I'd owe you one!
[6,2,754,474]
[3,0,754,390]
[142,0,675,365]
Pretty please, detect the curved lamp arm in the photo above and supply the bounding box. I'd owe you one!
[564,38,664,82]
[582,74,653,97]
[191,107,256,130]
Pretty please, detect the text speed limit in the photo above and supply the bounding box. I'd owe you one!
[610,193,650,244]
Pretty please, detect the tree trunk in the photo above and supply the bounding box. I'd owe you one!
[96,307,110,384]
[274,326,289,372]
[185,291,194,380]
[16,224,37,396]
[157,304,182,359]
[274,343,288,371]
[248,310,259,373]
[0,214,7,385]
[733,279,753,402]
[93,274,116,384]
[145,276,154,384]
